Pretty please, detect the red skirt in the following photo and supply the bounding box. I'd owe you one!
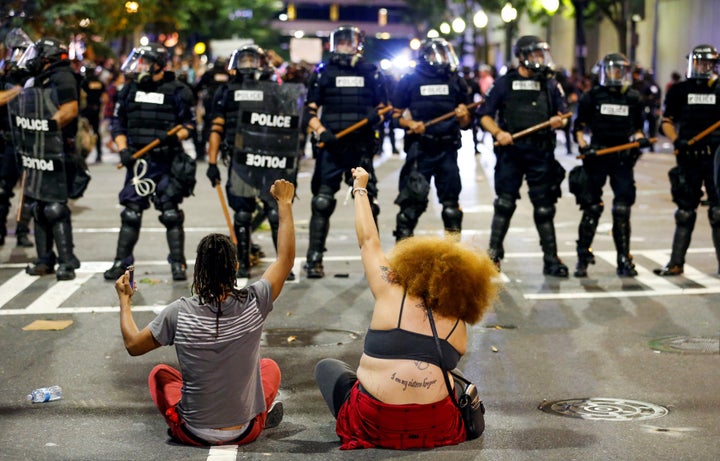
[335,382,466,450]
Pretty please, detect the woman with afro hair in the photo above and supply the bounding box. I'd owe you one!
[315,166,499,450]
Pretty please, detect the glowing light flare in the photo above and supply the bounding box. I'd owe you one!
[501,3,518,23]
[473,10,488,29]
[451,18,466,34]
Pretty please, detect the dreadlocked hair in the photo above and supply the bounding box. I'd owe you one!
[191,233,239,337]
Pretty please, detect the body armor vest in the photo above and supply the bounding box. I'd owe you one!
[125,78,183,150]
[587,86,639,146]
[407,68,461,138]
[220,79,268,147]
[502,73,552,141]
[676,79,720,145]
[318,61,377,133]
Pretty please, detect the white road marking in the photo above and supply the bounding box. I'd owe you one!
[206,445,238,461]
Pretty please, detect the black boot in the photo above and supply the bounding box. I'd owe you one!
[304,251,324,279]
[15,222,34,248]
[52,218,80,281]
[104,209,142,280]
[653,209,695,276]
[488,195,516,271]
[574,204,601,277]
[235,221,252,278]
[160,208,187,281]
[305,212,330,279]
[26,218,56,276]
[535,205,568,277]
[611,203,636,277]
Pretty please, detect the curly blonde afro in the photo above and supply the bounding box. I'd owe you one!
[387,236,499,324]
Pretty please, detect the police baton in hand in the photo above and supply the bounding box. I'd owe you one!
[576,138,658,159]
[316,106,394,148]
[672,119,720,155]
[493,112,572,147]
[115,124,184,169]
[215,184,237,245]
[423,100,483,129]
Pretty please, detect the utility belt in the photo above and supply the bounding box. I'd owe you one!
[418,132,460,150]
[510,130,553,151]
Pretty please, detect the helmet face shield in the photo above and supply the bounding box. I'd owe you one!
[599,54,631,87]
[120,44,167,76]
[687,47,718,79]
[16,43,39,71]
[228,47,264,74]
[423,40,459,72]
[330,27,363,55]
[518,43,554,73]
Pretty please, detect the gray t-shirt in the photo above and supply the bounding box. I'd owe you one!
[149,279,273,428]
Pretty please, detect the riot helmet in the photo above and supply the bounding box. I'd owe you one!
[3,28,33,67]
[329,25,364,66]
[228,45,267,79]
[419,38,459,74]
[514,35,554,76]
[599,53,631,87]
[686,44,719,80]
[17,37,68,76]
[120,43,169,83]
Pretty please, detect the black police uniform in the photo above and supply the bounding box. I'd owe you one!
[194,65,230,161]
[478,68,568,275]
[21,59,85,280]
[105,71,196,280]
[0,70,33,247]
[392,62,470,240]
[304,55,387,276]
[655,77,720,275]
[80,72,106,162]
[572,84,644,277]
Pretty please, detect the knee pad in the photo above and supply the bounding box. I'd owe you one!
[159,208,185,228]
[265,207,279,227]
[534,204,556,223]
[583,202,604,219]
[612,202,631,220]
[674,208,696,225]
[441,203,463,229]
[234,210,253,226]
[42,202,70,224]
[494,194,516,218]
[120,208,142,228]
[311,194,336,218]
[709,206,720,227]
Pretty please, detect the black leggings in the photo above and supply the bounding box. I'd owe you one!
[314,358,357,418]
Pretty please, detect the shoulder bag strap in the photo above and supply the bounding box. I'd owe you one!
[426,306,460,408]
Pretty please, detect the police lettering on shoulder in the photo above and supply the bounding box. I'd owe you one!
[302,25,388,278]
[206,44,305,279]
[0,28,34,248]
[104,42,197,282]
[477,35,569,277]
[9,36,90,280]
[571,52,648,278]
[654,44,720,276]
[391,38,472,241]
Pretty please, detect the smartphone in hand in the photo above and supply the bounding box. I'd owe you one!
[127,265,135,291]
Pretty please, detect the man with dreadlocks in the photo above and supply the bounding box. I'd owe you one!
[114,178,296,447]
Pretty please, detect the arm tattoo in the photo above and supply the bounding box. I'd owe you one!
[380,266,395,283]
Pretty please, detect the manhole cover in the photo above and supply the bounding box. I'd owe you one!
[261,328,359,347]
[539,398,668,421]
[649,336,719,354]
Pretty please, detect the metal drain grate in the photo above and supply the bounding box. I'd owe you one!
[539,397,669,421]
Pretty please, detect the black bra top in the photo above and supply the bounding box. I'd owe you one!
[363,291,462,369]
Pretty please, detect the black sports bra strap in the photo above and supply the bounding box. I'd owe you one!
[397,290,407,328]
[444,318,461,340]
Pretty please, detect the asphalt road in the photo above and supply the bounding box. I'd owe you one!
[1,132,719,461]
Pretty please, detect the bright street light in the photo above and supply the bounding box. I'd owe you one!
[427,29,439,39]
[451,17,466,34]
[501,3,518,23]
[439,22,451,35]
[541,0,560,14]
[473,10,489,29]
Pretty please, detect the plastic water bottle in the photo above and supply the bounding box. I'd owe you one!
[26,385,62,403]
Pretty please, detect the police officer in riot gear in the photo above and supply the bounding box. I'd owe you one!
[478,35,569,277]
[194,57,230,162]
[391,38,471,240]
[0,28,33,248]
[303,25,387,278]
[13,37,87,280]
[654,44,720,276]
[104,43,196,281]
[572,53,649,277]
[206,45,300,279]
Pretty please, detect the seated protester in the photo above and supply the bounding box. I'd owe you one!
[114,179,295,446]
[314,166,499,450]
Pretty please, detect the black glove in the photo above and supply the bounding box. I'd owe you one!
[157,130,179,145]
[119,147,136,167]
[636,137,652,149]
[318,130,337,147]
[206,163,221,186]
[47,119,59,132]
[365,108,381,126]
[673,138,689,154]
[580,145,597,157]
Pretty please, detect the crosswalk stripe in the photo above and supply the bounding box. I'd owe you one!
[24,271,95,313]
[0,270,37,309]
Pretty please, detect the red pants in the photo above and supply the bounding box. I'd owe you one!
[148,358,281,446]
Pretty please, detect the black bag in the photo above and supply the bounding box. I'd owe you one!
[426,307,486,440]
